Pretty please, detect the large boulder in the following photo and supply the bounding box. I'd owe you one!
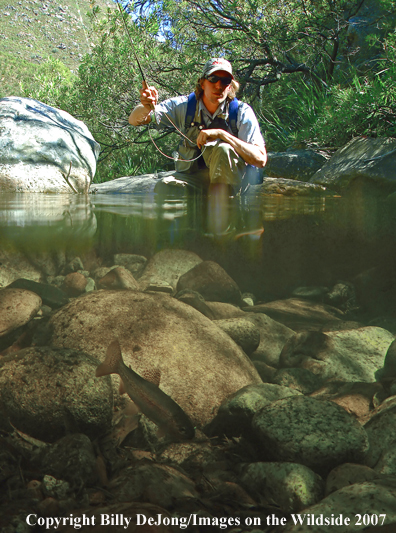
[252,396,369,474]
[0,347,113,442]
[279,327,395,382]
[265,149,327,182]
[309,137,396,193]
[0,97,100,193]
[40,290,262,427]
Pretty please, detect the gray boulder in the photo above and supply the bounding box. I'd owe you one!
[252,396,369,474]
[265,149,327,181]
[0,97,100,193]
[310,137,396,193]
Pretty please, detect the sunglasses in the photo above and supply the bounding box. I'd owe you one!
[206,74,233,86]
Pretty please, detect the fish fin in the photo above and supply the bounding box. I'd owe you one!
[119,378,126,395]
[140,367,161,387]
[123,400,140,416]
[156,426,166,438]
[96,339,122,377]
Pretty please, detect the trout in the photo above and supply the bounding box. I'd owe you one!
[96,340,195,440]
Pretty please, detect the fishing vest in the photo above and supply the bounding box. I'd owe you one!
[175,93,263,189]
[174,93,240,173]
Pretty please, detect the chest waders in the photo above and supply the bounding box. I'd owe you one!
[175,93,262,192]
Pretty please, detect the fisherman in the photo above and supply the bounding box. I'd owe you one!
[129,58,267,196]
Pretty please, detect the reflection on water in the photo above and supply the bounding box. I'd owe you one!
[0,187,395,300]
[0,194,97,251]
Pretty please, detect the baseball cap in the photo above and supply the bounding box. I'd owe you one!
[202,58,234,79]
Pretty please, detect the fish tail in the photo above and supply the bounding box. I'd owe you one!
[96,339,123,377]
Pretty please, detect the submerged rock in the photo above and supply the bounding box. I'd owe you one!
[282,481,396,532]
[0,346,113,442]
[240,462,324,512]
[279,327,394,382]
[245,298,343,331]
[7,278,69,308]
[205,383,301,439]
[177,260,242,305]
[214,318,260,355]
[35,434,99,487]
[0,288,42,337]
[0,97,100,193]
[138,249,202,291]
[252,396,369,474]
[41,290,262,427]
[364,399,396,475]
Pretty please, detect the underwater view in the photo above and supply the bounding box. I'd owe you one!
[1,185,396,532]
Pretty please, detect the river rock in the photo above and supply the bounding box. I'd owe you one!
[272,367,324,394]
[6,278,69,308]
[281,481,396,533]
[40,290,262,427]
[265,149,327,181]
[108,463,198,507]
[113,253,147,278]
[175,289,217,319]
[279,327,394,382]
[97,266,139,290]
[0,346,113,442]
[205,383,301,439]
[0,248,43,287]
[376,338,396,381]
[214,318,260,355]
[309,137,396,193]
[61,272,88,297]
[364,398,396,475]
[138,249,202,291]
[250,178,328,196]
[0,288,42,337]
[246,313,295,367]
[0,97,100,193]
[244,298,343,331]
[176,260,242,305]
[34,434,99,487]
[325,463,378,496]
[311,382,385,420]
[240,462,324,512]
[205,301,246,319]
[252,396,369,474]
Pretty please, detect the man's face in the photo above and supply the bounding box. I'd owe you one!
[201,70,232,108]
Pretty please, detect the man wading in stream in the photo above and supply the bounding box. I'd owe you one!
[129,58,267,198]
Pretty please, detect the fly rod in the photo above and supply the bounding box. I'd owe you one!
[116,1,205,162]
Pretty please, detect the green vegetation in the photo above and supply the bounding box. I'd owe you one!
[0,0,110,98]
[2,0,395,182]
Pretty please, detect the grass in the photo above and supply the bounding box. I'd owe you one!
[0,0,112,98]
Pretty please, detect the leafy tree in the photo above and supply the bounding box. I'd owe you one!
[22,0,396,181]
